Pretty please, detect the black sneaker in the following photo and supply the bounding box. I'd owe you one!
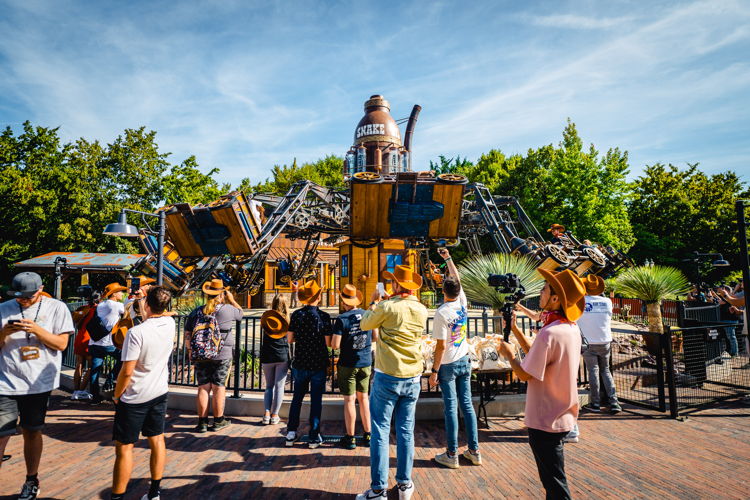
[339,435,356,450]
[308,435,324,449]
[194,419,208,433]
[19,480,40,500]
[362,432,371,448]
[609,402,622,414]
[582,404,600,413]
[209,418,231,432]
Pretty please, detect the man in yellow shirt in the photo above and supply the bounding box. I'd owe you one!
[356,265,427,500]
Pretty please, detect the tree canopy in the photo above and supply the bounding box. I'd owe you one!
[0,122,229,281]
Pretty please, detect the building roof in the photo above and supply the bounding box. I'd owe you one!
[14,252,145,273]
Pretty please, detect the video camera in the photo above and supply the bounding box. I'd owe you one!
[487,273,527,341]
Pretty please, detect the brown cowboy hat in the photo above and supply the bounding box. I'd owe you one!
[103,282,127,299]
[202,278,225,296]
[537,269,586,322]
[582,275,605,296]
[547,223,565,232]
[261,310,289,339]
[382,265,423,291]
[339,284,363,307]
[297,279,323,304]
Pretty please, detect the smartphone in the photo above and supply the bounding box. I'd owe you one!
[130,277,141,295]
[8,319,20,325]
[376,282,386,297]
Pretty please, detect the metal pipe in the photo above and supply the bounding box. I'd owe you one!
[157,211,166,286]
[232,319,242,398]
[403,104,421,152]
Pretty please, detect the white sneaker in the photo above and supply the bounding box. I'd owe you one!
[262,414,271,425]
[82,391,94,400]
[270,415,281,425]
[397,482,414,500]
[355,489,387,500]
[70,391,80,400]
[285,431,299,447]
[462,449,483,465]
[141,495,160,500]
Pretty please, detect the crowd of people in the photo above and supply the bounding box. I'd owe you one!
[2,255,740,500]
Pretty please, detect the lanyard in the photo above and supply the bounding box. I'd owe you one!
[19,298,43,343]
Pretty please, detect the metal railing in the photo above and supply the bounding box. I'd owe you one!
[62,310,540,397]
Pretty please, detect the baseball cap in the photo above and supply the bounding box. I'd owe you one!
[8,272,44,298]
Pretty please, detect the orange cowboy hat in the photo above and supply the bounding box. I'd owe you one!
[339,284,363,307]
[537,269,586,321]
[261,310,289,339]
[136,276,157,287]
[103,282,128,299]
[383,264,423,291]
[547,223,565,233]
[582,275,605,296]
[297,279,323,304]
[202,278,226,296]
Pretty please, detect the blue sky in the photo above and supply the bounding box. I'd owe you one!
[1,0,748,187]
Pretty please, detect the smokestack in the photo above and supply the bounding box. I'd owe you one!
[403,104,421,152]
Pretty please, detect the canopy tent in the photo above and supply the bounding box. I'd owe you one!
[14,252,145,274]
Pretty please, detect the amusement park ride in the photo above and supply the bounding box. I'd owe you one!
[131,95,633,296]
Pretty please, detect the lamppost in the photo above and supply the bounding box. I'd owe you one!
[103,209,166,286]
[736,200,750,335]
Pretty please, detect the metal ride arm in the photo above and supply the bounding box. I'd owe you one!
[226,181,348,293]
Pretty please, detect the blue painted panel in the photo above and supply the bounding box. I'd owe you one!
[388,183,443,237]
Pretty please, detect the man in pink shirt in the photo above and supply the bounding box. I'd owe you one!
[498,269,586,500]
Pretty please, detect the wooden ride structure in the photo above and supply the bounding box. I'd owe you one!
[132,95,632,296]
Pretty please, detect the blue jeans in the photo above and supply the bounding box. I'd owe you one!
[438,355,479,453]
[89,344,121,398]
[724,322,739,356]
[287,367,326,440]
[369,371,420,491]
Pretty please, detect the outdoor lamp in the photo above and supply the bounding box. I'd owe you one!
[102,208,166,286]
[712,255,730,267]
[103,211,140,237]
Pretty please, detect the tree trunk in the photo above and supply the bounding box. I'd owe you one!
[643,301,663,356]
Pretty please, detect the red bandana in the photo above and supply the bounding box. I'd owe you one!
[540,310,572,326]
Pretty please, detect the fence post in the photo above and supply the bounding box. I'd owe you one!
[656,330,667,413]
[663,325,679,419]
[232,319,241,399]
[482,307,489,337]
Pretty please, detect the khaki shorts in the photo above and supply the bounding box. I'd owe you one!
[337,365,372,396]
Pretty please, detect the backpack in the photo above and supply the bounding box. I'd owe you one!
[188,306,224,362]
[87,310,112,342]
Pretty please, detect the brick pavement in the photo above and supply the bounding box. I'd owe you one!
[0,392,748,499]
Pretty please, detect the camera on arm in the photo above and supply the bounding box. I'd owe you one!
[487,273,526,341]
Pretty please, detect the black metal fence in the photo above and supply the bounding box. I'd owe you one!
[62,310,540,398]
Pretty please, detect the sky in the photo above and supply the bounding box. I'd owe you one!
[1,0,748,187]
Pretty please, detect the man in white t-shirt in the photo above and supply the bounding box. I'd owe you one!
[0,272,74,500]
[89,282,126,402]
[577,275,621,414]
[428,248,481,469]
[111,286,175,500]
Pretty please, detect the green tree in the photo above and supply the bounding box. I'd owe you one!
[0,122,229,282]
[238,155,346,195]
[163,156,230,205]
[628,163,748,273]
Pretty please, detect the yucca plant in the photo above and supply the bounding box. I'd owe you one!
[613,265,690,355]
[458,253,544,333]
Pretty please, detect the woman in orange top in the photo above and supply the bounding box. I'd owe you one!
[71,291,101,400]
